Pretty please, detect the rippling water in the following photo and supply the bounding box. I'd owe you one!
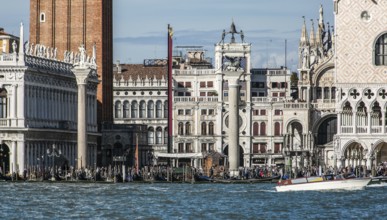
[0,182,385,219]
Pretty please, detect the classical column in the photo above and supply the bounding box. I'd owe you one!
[382,110,386,134]
[73,67,92,169]
[17,141,25,175]
[228,77,240,177]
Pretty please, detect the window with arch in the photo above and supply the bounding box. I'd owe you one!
[156,101,162,118]
[164,128,168,144]
[40,12,46,22]
[156,127,162,144]
[185,122,191,135]
[201,122,207,135]
[139,101,146,118]
[375,33,387,66]
[0,89,7,118]
[274,122,281,136]
[209,122,214,135]
[114,101,122,118]
[131,101,138,118]
[148,127,154,144]
[253,122,259,136]
[260,122,266,136]
[178,122,184,135]
[164,101,168,118]
[123,101,130,118]
[371,101,382,126]
[148,101,154,118]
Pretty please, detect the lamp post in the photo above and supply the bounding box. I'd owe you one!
[47,144,61,178]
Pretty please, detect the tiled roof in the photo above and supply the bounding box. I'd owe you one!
[113,64,167,81]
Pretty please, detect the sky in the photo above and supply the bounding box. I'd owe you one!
[1,0,334,72]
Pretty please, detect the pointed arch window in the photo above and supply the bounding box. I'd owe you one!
[375,33,387,66]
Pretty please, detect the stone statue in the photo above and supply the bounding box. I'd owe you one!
[30,43,34,56]
[240,30,244,42]
[12,40,17,53]
[24,41,30,55]
[221,29,226,43]
[79,44,86,64]
[54,48,57,60]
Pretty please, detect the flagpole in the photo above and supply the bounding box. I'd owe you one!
[167,24,173,155]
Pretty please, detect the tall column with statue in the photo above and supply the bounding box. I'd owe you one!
[71,44,97,169]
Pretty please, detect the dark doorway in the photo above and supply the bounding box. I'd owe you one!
[0,144,10,174]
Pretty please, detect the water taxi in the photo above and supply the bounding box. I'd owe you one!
[275,174,370,192]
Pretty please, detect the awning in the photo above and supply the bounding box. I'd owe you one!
[154,152,204,159]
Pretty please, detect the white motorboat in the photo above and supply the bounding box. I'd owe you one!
[275,175,371,192]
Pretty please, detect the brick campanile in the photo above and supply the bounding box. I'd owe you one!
[30,0,113,125]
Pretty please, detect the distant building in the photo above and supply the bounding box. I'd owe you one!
[0,28,19,54]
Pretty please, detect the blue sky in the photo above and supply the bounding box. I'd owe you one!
[1,0,333,71]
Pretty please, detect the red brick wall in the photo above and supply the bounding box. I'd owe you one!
[29,0,113,124]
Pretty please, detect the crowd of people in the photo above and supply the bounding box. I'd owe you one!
[0,161,386,182]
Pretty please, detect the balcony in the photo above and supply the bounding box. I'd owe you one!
[356,126,368,134]
[341,126,353,134]
[371,126,383,134]
[174,97,218,102]
[283,103,310,109]
[174,69,216,75]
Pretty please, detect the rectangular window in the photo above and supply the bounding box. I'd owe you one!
[260,143,267,153]
[260,109,266,115]
[177,92,184,96]
[200,82,206,88]
[253,110,259,116]
[252,92,258,97]
[178,143,184,153]
[272,92,278,97]
[274,110,282,115]
[185,109,191,115]
[200,92,206,97]
[178,110,184,115]
[185,82,192,88]
[207,81,213,88]
[185,143,192,153]
[185,92,191,96]
[201,143,207,152]
[272,82,278,88]
[258,82,265,88]
[201,109,207,115]
[259,92,265,97]
[253,143,259,153]
[209,109,214,115]
[240,92,245,97]
[279,92,285,97]
[274,143,281,154]
[281,82,287,88]
[224,92,228,97]
[178,82,184,88]
[209,143,214,151]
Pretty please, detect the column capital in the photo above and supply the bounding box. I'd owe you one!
[72,66,94,85]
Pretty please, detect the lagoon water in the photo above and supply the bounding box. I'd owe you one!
[0,182,385,219]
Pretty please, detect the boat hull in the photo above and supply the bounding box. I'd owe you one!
[275,178,370,192]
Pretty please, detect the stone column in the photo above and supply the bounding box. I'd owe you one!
[17,141,25,175]
[228,77,240,177]
[73,66,92,169]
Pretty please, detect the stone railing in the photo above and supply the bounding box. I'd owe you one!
[341,126,353,134]
[174,69,216,75]
[0,53,18,66]
[283,103,310,109]
[174,97,218,102]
